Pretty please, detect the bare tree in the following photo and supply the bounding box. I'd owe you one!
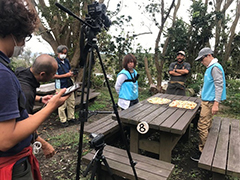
[223,1,240,65]
[153,0,176,90]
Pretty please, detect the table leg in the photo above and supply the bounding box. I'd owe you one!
[159,132,181,162]
[130,127,139,153]
[181,125,191,143]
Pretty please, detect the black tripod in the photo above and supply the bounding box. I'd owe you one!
[83,134,115,180]
[75,36,138,180]
[55,3,138,180]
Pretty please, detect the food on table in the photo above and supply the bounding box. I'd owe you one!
[169,100,197,109]
[147,97,171,104]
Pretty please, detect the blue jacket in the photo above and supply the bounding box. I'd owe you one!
[201,63,226,101]
[118,69,138,100]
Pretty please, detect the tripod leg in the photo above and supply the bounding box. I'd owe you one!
[82,158,94,177]
[101,155,115,180]
[90,160,98,180]
[94,44,138,180]
[76,47,95,180]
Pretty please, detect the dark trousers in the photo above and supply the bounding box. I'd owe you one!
[129,99,139,107]
[12,159,33,180]
[166,82,185,96]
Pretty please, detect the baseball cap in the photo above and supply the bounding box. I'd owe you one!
[177,51,185,56]
[195,47,213,61]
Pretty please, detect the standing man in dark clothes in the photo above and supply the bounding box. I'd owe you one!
[16,54,58,159]
[166,51,191,96]
[54,45,76,127]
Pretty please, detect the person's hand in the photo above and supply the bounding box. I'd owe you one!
[36,136,56,159]
[42,142,56,159]
[67,71,74,77]
[212,101,219,115]
[47,89,70,110]
[42,95,53,104]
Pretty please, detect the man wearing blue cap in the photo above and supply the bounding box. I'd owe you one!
[166,50,191,95]
[191,47,226,162]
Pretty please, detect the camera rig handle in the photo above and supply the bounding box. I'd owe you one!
[55,3,98,32]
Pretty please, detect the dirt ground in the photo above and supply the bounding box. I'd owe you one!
[35,111,217,180]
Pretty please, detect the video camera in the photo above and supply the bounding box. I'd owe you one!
[89,133,105,151]
[85,1,111,33]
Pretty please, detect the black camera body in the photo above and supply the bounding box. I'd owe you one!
[72,68,79,75]
[87,1,111,29]
[89,133,105,150]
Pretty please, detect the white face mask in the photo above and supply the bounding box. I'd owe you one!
[12,46,24,57]
[11,35,24,57]
[59,54,67,60]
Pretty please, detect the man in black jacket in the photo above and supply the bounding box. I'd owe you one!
[16,54,58,159]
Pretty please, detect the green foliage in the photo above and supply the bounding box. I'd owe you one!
[88,87,118,111]
[9,48,39,71]
[222,79,240,114]
[226,33,240,79]
[187,73,203,95]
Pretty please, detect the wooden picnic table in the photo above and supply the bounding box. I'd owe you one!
[114,93,201,162]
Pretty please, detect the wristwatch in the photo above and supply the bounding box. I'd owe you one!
[39,96,43,103]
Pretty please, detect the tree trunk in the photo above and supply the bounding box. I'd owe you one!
[154,0,175,90]
[144,57,153,85]
[223,1,240,66]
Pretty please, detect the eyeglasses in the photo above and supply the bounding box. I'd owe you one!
[25,34,32,42]
[200,55,208,61]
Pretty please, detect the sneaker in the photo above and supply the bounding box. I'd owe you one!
[61,121,69,127]
[190,151,202,162]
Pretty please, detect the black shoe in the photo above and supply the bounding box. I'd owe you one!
[68,119,76,123]
[61,121,69,127]
[190,151,202,162]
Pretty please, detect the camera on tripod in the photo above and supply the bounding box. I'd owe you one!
[89,133,105,151]
[86,1,111,32]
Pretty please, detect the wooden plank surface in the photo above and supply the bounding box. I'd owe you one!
[212,118,230,174]
[227,118,240,177]
[84,115,118,135]
[82,145,174,180]
[117,93,200,134]
[171,97,201,134]
[199,118,221,170]
[36,82,55,95]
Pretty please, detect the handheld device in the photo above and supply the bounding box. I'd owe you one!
[62,83,81,96]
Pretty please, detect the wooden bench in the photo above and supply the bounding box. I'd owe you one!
[84,115,119,142]
[198,116,240,179]
[82,145,174,180]
[33,82,100,112]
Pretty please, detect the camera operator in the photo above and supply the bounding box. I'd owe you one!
[54,45,77,127]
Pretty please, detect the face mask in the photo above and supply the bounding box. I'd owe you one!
[59,54,67,59]
[11,35,24,57]
[12,46,24,57]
